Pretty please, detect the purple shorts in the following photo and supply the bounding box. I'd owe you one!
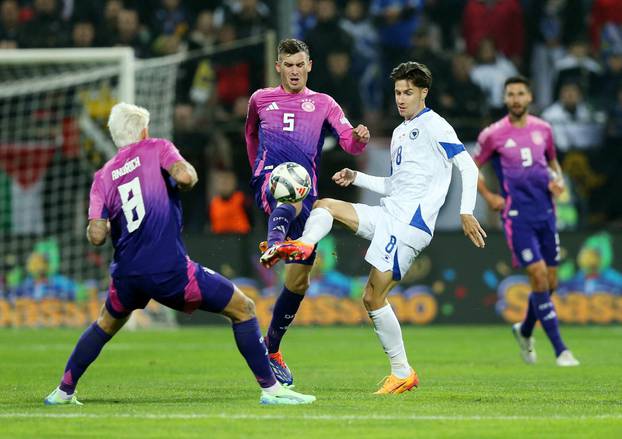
[503,215,560,268]
[105,257,234,318]
[251,173,317,265]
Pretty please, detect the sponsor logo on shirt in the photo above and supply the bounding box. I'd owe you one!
[266,102,279,111]
[301,99,315,112]
[504,138,517,148]
[409,129,419,140]
[111,156,141,180]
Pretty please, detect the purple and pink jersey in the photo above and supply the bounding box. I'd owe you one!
[474,115,557,223]
[88,138,187,277]
[245,85,366,197]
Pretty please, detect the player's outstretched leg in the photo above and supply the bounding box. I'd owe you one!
[222,285,315,403]
[45,306,128,405]
[364,269,418,395]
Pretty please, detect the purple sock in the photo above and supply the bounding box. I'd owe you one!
[530,291,567,356]
[267,204,297,247]
[59,322,112,394]
[232,317,277,388]
[521,290,554,337]
[266,287,304,354]
[520,295,538,338]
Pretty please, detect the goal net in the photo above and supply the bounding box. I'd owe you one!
[0,48,178,312]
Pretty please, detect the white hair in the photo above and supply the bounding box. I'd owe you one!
[107,102,150,148]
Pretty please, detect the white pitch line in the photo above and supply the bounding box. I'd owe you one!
[0,413,621,421]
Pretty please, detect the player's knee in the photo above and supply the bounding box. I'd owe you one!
[232,294,256,322]
[531,270,549,291]
[287,278,309,294]
[362,286,382,311]
[313,198,334,211]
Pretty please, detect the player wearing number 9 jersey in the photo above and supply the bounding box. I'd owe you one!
[474,76,579,367]
[44,103,316,407]
[244,38,369,386]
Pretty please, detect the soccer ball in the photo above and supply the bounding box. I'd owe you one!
[269,162,312,203]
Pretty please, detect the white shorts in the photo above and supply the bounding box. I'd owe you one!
[353,204,432,280]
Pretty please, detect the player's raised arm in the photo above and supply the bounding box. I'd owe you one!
[168,160,198,191]
[245,92,260,167]
[326,97,369,154]
[333,168,389,195]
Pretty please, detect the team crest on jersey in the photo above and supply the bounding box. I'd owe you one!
[531,131,544,145]
[301,99,315,112]
[409,128,419,140]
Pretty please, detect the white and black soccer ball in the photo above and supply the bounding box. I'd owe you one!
[269,162,311,203]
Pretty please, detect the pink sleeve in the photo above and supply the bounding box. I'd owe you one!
[544,125,557,161]
[88,173,107,220]
[326,96,366,155]
[245,92,260,167]
[158,139,184,170]
[473,127,495,166]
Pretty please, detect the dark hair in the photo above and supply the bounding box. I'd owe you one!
[277,38,310,59]
[390,61,432,89]
[504,75,531,91]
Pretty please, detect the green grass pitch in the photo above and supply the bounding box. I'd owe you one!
[1,326,621,438]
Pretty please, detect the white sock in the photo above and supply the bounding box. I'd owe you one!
[368,304,411,379]
[300,207,333,245]
[261,382,282,395]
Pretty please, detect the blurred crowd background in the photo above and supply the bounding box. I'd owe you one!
[1,0,621,233]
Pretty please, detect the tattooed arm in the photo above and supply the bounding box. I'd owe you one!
[168,160,198,191]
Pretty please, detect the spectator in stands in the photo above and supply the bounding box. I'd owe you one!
[151,0,189,37]
[18,0,68,48]
[187,10,216,51]
[306,0,353,90]
[209,170,252,235]
[214,0,271,39]
[542,82,606,153]
[528,0,586,110]
[606,83,622,144]
[316,50,362,121]
[589,0,622,53]
[72,21,96,48]
[151,0,189,56]
[292,0,316,40]
[462,0,525,68]
[370,0,422,106]
[470,38,518,116]
[0,0,20,48]
[339,0,381,112]
[437,52,487,141]
[409,25,451,109]
[98,0,123,45]
[553,40,603,106]
[113,9,151,58]
[600,48,622,108]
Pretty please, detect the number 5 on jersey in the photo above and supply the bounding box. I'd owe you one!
[283,113,295,132]
[118,176,145,232]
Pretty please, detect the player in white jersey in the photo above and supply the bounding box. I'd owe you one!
[271,62,487,394]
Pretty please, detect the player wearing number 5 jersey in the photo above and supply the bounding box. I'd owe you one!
[44,103,315,406]
[272,62,486,393]
[245,38,369,386]
[474,76,579,367]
